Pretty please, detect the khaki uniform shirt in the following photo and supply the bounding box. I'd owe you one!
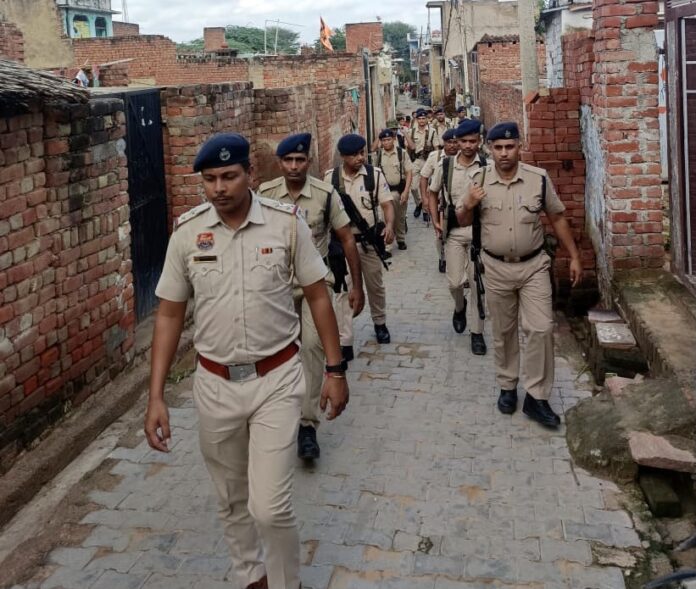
[420,148,445,180]
[375,147,413,190]
[258,175,350,258]
[323,165,391,234]
[410,126,435,157]
[460,162,566,258]
[431,120,452,148]
[155,195,328,365]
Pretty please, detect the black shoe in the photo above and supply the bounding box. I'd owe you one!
[413,204,422,218]
[383,251,393,260]
[397,241,407,250]
[374,324,391,344]
[438,259,446,273]
[523,394,561,428]
[452,306,466,334]
[342,345,354,362]
[297,425,320,460]
[497,388,518,415]
[471,333,487,355]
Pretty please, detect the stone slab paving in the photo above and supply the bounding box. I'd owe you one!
[7,195,640,589]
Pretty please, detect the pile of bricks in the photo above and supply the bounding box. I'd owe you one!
[0,21,25,63]
[0,99,133,466]
[98,60,131,87]
[523,88,597,297]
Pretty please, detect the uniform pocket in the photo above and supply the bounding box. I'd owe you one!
[481,196,504,225]
[248,249,289,290]
[189,258,223,297]
[519,195,543,224]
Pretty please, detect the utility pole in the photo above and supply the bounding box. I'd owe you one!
[121,0,129,23]
[518,0,539,99]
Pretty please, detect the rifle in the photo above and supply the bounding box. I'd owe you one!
[331,166,391,271]
[470,167,487,321]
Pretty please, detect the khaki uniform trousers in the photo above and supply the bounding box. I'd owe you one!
[411,158,425,206]
[294,284,333,428]
[392,189,407,243]
[445,228,484,335]
[194,357,304,589]
[482,251,554,400]
[336,244,386,346]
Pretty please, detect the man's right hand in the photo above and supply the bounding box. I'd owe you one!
[348,287,365,317]
[144,398,171,452]
[467,183,486,210]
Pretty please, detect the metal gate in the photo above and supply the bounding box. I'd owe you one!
[123,90,168,321]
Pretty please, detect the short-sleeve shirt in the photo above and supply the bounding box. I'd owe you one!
[375,147,413,191]
[410,126,435,156]
[420,148,444,180]
[323,165,392,233]
[462,162,566,258]
[155,194,328,365]
[258,175,350,258]
[431,120,452,148]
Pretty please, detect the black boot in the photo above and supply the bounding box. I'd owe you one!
[523,394,561,428]
[341,345,354,362]
[297,425,320,460]
[497,388,518,415]
[413,204,422,218]
[452,306,466,334]
[374,323,391,344]
[470,333,487,355]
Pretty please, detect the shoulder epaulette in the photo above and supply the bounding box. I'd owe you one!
[258,196,299,216]
[308,176,335,195]
[258,176,285,195]
[519,162,545,176]
[174,202,211,230]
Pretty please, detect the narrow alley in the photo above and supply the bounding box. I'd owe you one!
[1,199,640,589]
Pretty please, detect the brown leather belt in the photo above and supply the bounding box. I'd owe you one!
[198,342,299,382]
[483,246,543,263]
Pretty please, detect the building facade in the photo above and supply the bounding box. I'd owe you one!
[56,0,118,38]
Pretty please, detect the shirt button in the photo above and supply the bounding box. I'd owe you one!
[509,228,513,232]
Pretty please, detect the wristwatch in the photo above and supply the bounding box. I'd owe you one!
[325,360,348,373]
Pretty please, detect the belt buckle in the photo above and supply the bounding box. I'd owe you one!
[227,363,257,382]
[505,255,521,263]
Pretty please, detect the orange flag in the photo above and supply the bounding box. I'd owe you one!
[320,17,333,52]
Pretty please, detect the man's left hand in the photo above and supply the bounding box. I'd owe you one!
[348,287,365,317]
[320,376,349,420]
[400,191,409,205]
[569,256,583,287]
[382,224,395,245]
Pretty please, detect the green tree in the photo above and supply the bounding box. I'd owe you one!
[312,27,346,52]
[176,25,300,55]
[382,21,416,65]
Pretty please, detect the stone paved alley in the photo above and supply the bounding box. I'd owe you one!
[0,200,642,589]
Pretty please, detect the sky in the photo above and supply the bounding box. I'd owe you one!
[122,0,431,44]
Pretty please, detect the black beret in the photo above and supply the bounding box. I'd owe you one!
[456,105,466,113]
[337,134,367,155]
[193,133,250,172]
[487,122,520,141]
[454,119,482,138]
[415,108,428,118]
[442,128,457,141]
[434,106,444,114]
[379,129,395,139]
[276,132,312,157]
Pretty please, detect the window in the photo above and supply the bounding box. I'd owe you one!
[95,17,108,38]
[72,15,90,38]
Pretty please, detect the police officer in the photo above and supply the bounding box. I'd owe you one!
[456,122,582,428]
[145,133,348,589]
[429,119,488,355]
[405,108,436,219]
[374,128,413,251]
[455,105,468,124]
[420,128,459,273]
[325,134,395,345]
[258,133,364,461]
[431,106,453,148]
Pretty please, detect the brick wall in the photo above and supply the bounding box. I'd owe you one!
[590,0,662,296]
[98,60,130,87]
[112,21,140,37]
[0,20,25,63]
[476,38,547,84]
[522,89,597,302]
[345,22,383,54]
[0,98,134,467]
[204,27,227,52]
[563,31,594,104]
[479,81,523,133]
